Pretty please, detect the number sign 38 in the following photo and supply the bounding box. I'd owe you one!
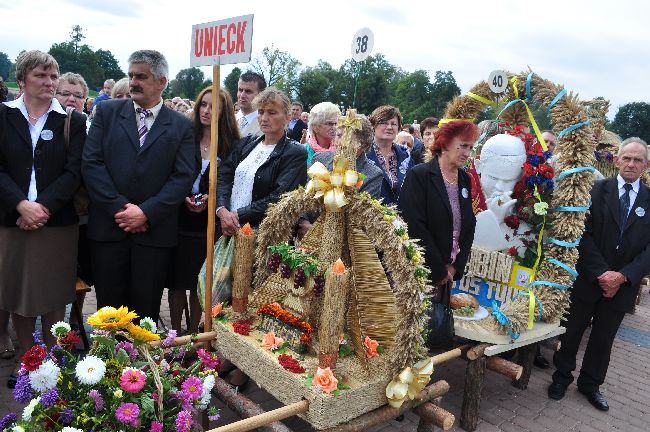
[351,28,374,61]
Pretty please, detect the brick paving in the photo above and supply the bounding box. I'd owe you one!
[2,287,649,431]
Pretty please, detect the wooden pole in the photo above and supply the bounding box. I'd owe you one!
[431,348,462,366]
[208,400,309,432]
[464,343,490,361]
[148,331,217,349]
[486,356,522,380]
[414,402,456,431]
[204,59,221,347]
[460,356,486,432]
[512,342,536,390]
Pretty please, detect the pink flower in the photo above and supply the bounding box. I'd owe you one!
[176,410,192,432]
[261,331,284,351]
[197,348,221,371]
[115,402,140,426]
[120,367,146,393]
[150,421,163,432]
[312,367,338,394]
[181,376,203,400]
[364,336,379,358]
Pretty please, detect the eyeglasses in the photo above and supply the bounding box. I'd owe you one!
[57,91,85,100]
[323,121,338,127]
[378,121,399,128]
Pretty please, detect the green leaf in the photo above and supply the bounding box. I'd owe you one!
[304,374,314,387]
[140,394,155,416]
[377,345,385,354]
[115,348,131,365]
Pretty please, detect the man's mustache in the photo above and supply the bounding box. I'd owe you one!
[130,86,143,93]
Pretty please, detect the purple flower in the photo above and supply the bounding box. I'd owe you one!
[162,329,177,348]
[208,413,221,422]
[527,154,540,166]
[60,408,73,424]
[115,402,140,426]
[88,389,104,411]
[605,152,613,162]
[175,410,192,432]
[116,341,138,362]
[150,421,163,432]
[13,374,34,403]
[543,150,553,160]
[594,150,602,161]
[41,388,59,407]
[0,413,17,430]
[32,329,43,344]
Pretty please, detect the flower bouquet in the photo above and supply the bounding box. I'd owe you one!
[2,306,220,432]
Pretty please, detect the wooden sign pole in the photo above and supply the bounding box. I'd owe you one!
[204,58,221,344]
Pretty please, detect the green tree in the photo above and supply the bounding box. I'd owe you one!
[393,70,436,123]
[96,49,124,81]
[49,42,103,89]
[296,61,345,111]
[223,67,241,101]
[173,67,205,100]
[0,52,12,80]
[611,102,650,143]
[251,45,301,98]
[69,25,85,54]
[340,54,401,114]
[428,71,461,117]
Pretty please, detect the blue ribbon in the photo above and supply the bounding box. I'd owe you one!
[551,205,590,212]
[497,99,523,118]
[548,89,567,110]
[546,237,582,247]
[525,72,534,102]
[545,258,578,279]
[558,120,592,139]
[557,166,596,182]
[491,301,520,340]
[528,280,571,290]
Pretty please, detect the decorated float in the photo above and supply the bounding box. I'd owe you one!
[445,71,597,344]
[205,109,461,431]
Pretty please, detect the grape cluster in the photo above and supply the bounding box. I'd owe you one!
[279,263,292,278]
[294,268,307,288]
[267,253,281,272]
[313,273,325,297]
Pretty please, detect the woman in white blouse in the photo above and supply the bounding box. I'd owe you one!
[216,87,307,236]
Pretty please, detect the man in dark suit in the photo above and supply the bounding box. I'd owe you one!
[548,137,650,411]
[82,50,197,320]
[287,101,308,142]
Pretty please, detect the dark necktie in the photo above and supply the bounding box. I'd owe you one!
[619,183,633,239]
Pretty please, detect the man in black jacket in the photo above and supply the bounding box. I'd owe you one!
[82,50,197,320]
[548,137,650,411]
[287,101,308,142]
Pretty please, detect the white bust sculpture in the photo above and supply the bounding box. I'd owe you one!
[473,134,532,252]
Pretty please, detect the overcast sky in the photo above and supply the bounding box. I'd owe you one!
[1,0,645,118]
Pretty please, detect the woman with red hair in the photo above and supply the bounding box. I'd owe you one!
[399,121,479,346]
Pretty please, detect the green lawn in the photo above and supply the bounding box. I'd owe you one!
[5,81,99,97]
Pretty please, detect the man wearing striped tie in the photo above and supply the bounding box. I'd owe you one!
[82,50,198,321]
[235,71,265,137]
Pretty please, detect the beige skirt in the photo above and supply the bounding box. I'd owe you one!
[0,225,78,317]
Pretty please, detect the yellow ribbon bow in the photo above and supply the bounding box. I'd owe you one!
[305,156,359,212]
[385,357,434,408]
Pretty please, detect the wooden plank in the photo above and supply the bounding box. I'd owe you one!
[483,326,565,357]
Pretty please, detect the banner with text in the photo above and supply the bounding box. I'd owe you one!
[191,14,254,66]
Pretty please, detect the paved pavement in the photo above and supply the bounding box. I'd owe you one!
[2,287,649,431]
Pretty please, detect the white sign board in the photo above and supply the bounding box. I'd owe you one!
[191,14,254,66]
[351,28,374,61]
[488,70,508,93]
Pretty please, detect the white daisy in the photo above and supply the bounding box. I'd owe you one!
[50,321,71,337]
[11,426,25,432]
[22,396,40,421]
[139,317,157,333]
[29,360,60,392]
[75,355,106,385]
[61,428,85,432]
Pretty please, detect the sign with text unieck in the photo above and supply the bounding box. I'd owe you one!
[191,14,254,66]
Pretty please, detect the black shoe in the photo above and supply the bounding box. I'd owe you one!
[547,381,568,400]
[578,388,609,411]
[534,354,550,369]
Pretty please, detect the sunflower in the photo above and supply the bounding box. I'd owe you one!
[87,306,138,331]
[127,323,160,343]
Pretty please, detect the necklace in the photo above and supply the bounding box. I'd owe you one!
[27,112,43,122]
[441,168,458,185]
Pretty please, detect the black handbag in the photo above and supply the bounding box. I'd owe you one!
[425,282,455,350]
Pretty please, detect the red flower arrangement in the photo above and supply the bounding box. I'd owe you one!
[504,215,520,230]
[257,303,314,341]
[59,331,81,350]
[507,247,518,256]
[232,319,252,336]
[277,354,305,373]
[21,345,47,372]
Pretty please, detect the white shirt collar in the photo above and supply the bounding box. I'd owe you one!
[133,98,164,118]
[617,174,640,193]
[4,94,67,116]
[237,109,258,123]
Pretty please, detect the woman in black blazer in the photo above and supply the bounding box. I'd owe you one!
[217,87,307,236]
[0,51,85,386]
[399,121,479,304]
